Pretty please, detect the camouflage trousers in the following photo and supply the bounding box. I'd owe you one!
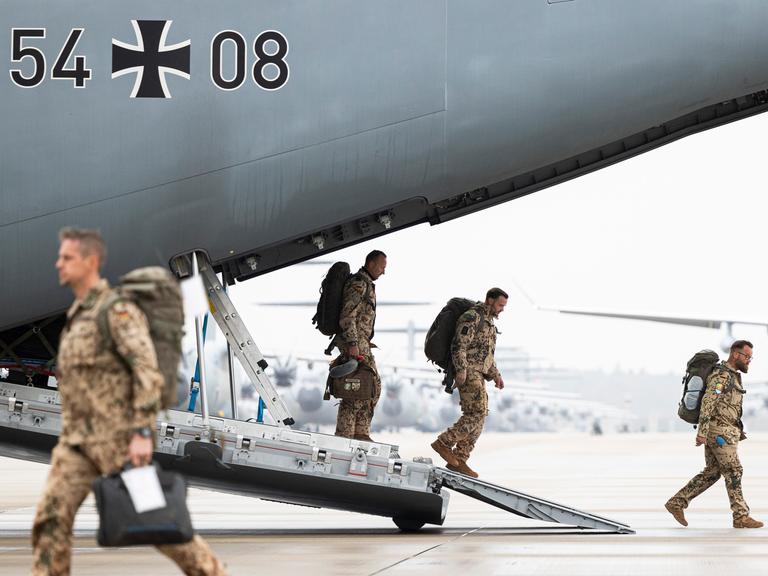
[437,370,488,461]
[668,438,749,519]
[335,360,381,439]
[31,442,227,576]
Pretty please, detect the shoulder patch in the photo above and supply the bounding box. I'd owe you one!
[462,311,478,322]
[108,300,141,323]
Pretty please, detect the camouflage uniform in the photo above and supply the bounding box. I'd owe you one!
[333,268,381,438]
[668,362,749,520]
[437,303,500,461]
[31,280,226,576]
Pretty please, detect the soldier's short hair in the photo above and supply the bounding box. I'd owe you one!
[731,340,754,352]
[486,287,509,301]
[59,227,107,269]
[365,250,387,266]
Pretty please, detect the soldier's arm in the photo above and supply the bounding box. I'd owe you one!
[451,311,478,372]
[697,371,728,440]
[487,359,501,382]
[107,301,163,430]
[338,279,365,343]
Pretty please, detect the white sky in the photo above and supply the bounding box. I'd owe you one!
[225,112,768,381]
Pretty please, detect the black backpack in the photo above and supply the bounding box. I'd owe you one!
[312,262,351,337]
[424,298,475,370]
[679,350,727,425]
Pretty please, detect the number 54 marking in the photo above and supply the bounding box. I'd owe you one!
[10,28,92,88]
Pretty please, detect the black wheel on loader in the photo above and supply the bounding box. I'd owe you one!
[393,517,425,532]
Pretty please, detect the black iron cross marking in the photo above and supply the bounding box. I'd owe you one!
[112,20,190,98]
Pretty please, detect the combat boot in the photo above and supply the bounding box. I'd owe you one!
[447,460,479,478]
[431,439,459,467]
[664,501,688,527]
[354,434,375,443]
[733,516,764,528]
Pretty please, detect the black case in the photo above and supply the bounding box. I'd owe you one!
[91,465,194,547]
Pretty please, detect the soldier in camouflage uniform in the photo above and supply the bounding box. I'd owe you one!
[31,228,227,575]
[432,288,507,478]
[333,250,386,441]
[665,340,763,529]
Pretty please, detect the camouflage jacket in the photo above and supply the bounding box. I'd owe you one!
[56,280,163,447]
[698,362,744,444]
[451,303,500,380]
[337,268,376,357]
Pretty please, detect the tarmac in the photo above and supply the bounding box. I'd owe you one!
[1,431,767,575]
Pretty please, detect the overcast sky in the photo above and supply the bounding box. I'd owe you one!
[223,112,768,382]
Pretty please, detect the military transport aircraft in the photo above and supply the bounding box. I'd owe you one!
[1,0,766,532]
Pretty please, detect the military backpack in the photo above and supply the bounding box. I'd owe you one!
[678,350,732,425]
[97,267,185,410]
[424,297,476,371]
[312,262,371,354]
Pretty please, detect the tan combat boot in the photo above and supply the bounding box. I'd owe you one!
[431,439,459,467]
[664,501,688,527]
[354,434,375,443]
[733,516,764,528]
[447,460,479,478]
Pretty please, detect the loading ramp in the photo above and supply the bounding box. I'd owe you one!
[437,467,634,534]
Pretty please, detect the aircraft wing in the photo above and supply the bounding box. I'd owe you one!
[544,307,768,330]
[255,302,431,307]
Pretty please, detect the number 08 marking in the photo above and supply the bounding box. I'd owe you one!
[252,30,288,91]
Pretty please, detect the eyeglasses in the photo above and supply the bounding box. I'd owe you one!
[735,351,754,362]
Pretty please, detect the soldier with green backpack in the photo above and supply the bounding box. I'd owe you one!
[32,228,227,575]
[665,340,763,529]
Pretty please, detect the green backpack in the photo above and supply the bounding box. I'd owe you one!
[97,267,185,410]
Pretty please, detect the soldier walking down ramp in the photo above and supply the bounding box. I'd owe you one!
[31,228,227,576]
[665,340,763,529]
[333,250,387,441]
[431,288,507,478]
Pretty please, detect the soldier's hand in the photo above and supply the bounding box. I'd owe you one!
[128,434,154,467]
[740,430,747,441]
[348,345,360,358]
[695,435,706,446]
[494,375,504,390]
[455,370,467,387]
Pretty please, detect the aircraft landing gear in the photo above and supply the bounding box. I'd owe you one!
[393,517,425,532]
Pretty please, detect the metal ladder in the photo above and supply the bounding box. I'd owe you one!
[438,468,634,533]
[197,256,295,426]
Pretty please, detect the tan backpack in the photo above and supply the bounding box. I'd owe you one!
[97,267,185,409]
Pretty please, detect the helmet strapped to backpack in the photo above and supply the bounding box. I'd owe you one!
[97,267,185,410]
[679,350,724,425]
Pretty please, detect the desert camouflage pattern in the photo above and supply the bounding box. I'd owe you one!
[334,358,382,438]
[31,444,227,576]
[56,280,162,450]
[32,281,226,575]
[668,437,749,520]
[668,362,750,520]
[697,363,744,444]
[334,268,380,438]
[451,303,500,381]
[337,268,376,356]
[437,370,488,461]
